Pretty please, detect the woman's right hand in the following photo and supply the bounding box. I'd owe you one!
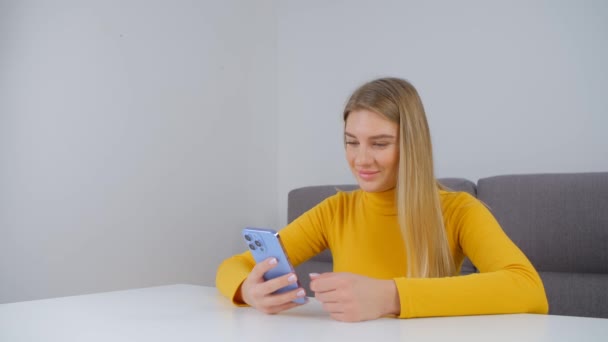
[239,257,308,314]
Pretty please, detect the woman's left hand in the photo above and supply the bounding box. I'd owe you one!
[309,272,400,322]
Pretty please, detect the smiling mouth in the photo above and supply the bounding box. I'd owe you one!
[358,171,379,180]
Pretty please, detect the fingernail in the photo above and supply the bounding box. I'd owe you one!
[309,273,320,278]
[287,274,297,283]
[268,258,277,265]
[296,289,305,297]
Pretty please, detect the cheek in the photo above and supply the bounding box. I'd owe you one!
[345,148,355,164]
[381,149,399,170]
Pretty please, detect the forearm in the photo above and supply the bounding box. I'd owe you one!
[395,268,548,318]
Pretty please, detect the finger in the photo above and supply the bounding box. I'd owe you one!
[309,272,333,280]
[321,301,344,314]
[259,272,299,295]
[330,312,353,322]
[249,257,278,281]
[263,287,307,307]
[314,289,339,303]
[309,274,338,293]
[263,300,302,315]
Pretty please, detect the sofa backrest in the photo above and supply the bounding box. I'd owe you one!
[476,172,608,318]
[287,178,477,264]
[287,173,608,318]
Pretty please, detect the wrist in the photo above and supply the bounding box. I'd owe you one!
[382,279,401,316]
[234,282,247,305]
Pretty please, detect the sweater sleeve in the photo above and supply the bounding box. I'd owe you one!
[394,198,549,318]
[215,195,338,304]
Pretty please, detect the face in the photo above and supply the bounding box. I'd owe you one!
[344,109,399,193]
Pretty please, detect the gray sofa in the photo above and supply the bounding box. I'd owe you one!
[287,173,608,318]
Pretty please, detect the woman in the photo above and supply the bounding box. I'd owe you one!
[216,77,548,322]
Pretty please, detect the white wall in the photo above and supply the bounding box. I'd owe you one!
[0,0,278,303]
[2,0,607,304]
[277,0,608,225]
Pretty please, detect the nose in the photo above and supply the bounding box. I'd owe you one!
[354,145,373,167]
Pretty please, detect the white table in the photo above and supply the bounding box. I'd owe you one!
[1,284,607,341]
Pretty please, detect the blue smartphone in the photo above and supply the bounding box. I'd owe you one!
[242,227,306,304]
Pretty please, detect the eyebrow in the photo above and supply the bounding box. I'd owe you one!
[344,132,397,140]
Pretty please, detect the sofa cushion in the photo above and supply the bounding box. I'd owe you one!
[476,172,608,318]
[476,172,608,274]
[540,271,608,318]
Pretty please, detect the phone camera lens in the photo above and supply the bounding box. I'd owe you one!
[248,243,256,250]
[245,235,252,241]
[255,240,262,247]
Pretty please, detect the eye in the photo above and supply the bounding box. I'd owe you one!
[373,142,389,148]
[345,140,359,146]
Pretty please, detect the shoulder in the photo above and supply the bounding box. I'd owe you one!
[324,187,363,205]
[439,190,499,229]
[440,189,477,206]
[288,188,362,228]
[300,187,362,215]
[439,190,483,216]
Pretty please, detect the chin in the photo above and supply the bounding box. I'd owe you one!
[357,181,388,193]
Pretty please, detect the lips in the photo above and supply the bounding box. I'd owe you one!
[358,170,380,180]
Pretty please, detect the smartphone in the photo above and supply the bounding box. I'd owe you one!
[242,227,306,304]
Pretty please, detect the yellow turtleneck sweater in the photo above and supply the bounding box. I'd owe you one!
[216,189,549,318]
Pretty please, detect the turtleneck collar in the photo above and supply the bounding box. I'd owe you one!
[361,187,398,216]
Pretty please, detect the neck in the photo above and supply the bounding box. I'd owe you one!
[363,188,397,215]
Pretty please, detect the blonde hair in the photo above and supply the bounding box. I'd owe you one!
[343,77,455,278]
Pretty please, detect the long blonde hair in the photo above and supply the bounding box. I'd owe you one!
[343,77,455,278]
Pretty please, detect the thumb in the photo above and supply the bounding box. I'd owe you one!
[309,272,334,280]
[308,272,336,292]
